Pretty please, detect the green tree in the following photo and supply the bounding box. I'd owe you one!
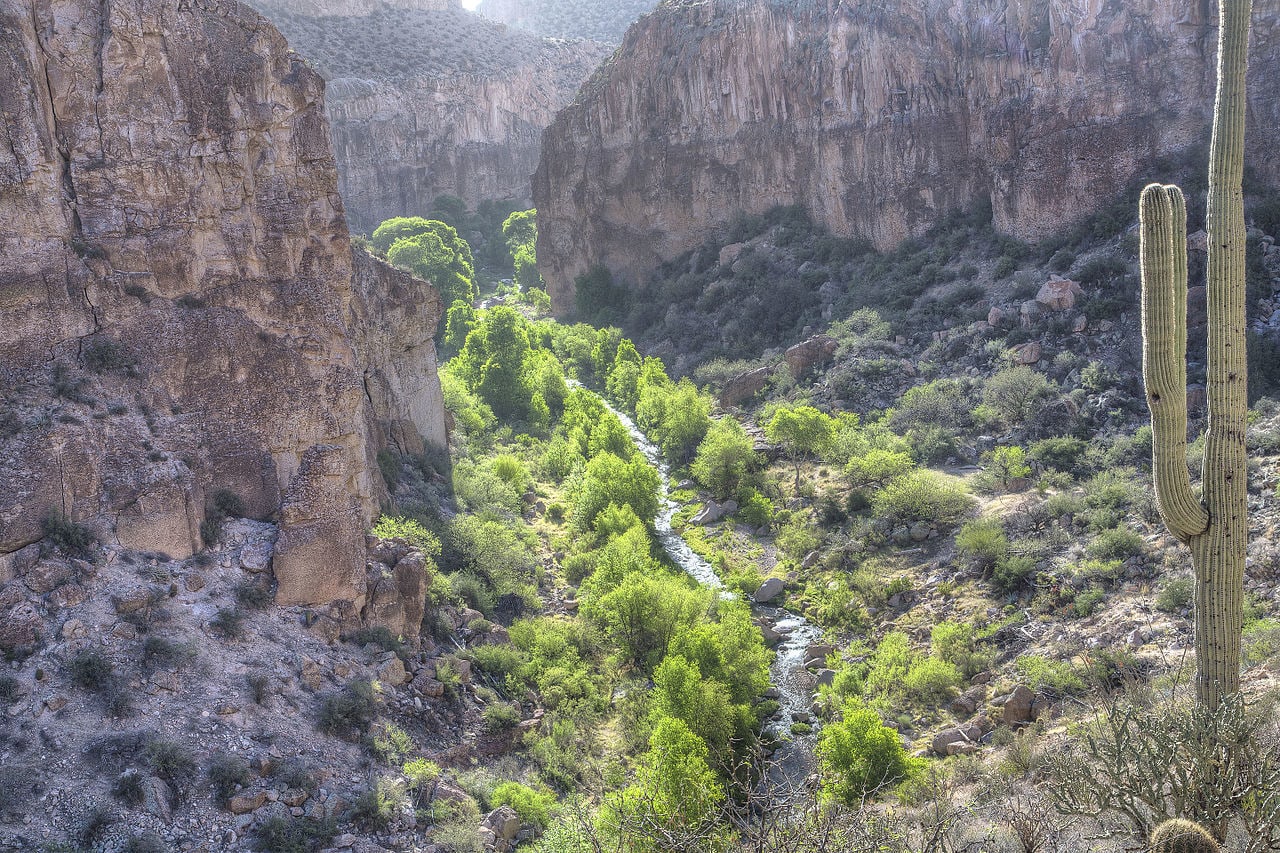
[651,655,735,761]
[600,718,726,850]
[691,419,758,498]
[502,208,538,255]
[574,452,659,531]
[765,404,835,490]
[457,307,533,420]
[584,573,708,671]
[575,266,629,324]
[370,216,432,256]
[983,366,1053,426]
[384,219,476,308]
[816,700,922,803]
[637,378,712,464]
[443,299,476,356]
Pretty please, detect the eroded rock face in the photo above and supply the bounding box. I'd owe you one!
[249,1,612,231]
[0,0,444,610]
[535,0,1280,312]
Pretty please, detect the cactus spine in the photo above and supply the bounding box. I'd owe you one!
[1149,818,1220,853]
[1140,0,1251,711]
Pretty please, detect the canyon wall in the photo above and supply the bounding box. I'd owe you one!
[0,0,444,612]
[534,0,1280,313]
[250,1,612,233]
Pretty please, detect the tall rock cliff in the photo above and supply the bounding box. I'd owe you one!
[249,1,612,233]
[0,0,445,615]
[534,0,1280,313]
[475,0,657,42]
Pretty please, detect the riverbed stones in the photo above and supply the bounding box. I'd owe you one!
[693,499,738,524]
[754,577,785,603]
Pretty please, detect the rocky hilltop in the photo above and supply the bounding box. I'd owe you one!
[249,0,612,232]
[475,0,656,42]
[534,0,1280,313]
[0,0,444,617]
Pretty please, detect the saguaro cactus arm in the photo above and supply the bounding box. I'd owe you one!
[1140,184,1210,543]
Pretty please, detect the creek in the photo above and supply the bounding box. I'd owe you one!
[591,393,824,784]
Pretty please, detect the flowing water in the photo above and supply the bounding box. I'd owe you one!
[590,391,824,783]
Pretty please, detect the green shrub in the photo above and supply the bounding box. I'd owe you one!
[68,650,114,692]
[1243,619,1280,667]
[122,832,167,853]
[211,607,245,639]
[737,488,774,529]
[1015,656,1085,696]
[1155,577,1194,614]
[254,815,336,853]
[871,471,974,528]
[403,758,441,804]
[42,509,95,556]
[145,739,197,788]
[317,680,378,740]
[247,672,271,704]
[449,572,495,615]
[903,657,962,704]
[491,781,556,829]
[955,518,1008,569]
[113,771,145,805]
[141,636,196,672]
[482,701,521,732]
[235,579,274,611]
[371,722,415,765]
[351,776,407,829]
[370,515,442,556]
[1029,437,1087,472]
[207,756,251,804]
[816,700,923,802]
[1087,526,1145,562]
[1073,586,1107,617]
[992,554,1038,594]
[982,367,1053,425]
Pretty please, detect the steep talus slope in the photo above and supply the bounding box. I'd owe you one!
[475,0,657,42]
[0,0,444,612]
[534,0,1280,313]
[250,0,613,232]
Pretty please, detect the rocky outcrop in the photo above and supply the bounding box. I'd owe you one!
[0,0,444,610]
[476,0,656,43]
[535,0,1280,313]
[249,1,612,232]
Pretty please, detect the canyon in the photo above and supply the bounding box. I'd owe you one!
[534,0,1280,313]
[250,0,612,233]
[0,0,444,616]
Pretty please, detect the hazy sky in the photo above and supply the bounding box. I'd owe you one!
[461,0,480,8]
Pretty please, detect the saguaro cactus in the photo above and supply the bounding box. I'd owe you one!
[1140,0,1251,710]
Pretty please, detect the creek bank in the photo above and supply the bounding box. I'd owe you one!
[584,388,825,780]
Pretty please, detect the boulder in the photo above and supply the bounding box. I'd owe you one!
[931,723,983,756]
[1034,276,1083,311]
[693,500,737,525]
[24,560,72,595]
[1011,341,1042,365]
[1000,685,1039,726]
[784,335,838,379]
[719,242,748,267]
[754,577,785,603]
[228,791,268,815]
[720,366,774,408]
[482,805,521,841]
[987,306,1005,327]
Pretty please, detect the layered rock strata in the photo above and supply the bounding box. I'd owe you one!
[0,0,445,617]
[535,0,1280,313]
[250,0,612,232]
